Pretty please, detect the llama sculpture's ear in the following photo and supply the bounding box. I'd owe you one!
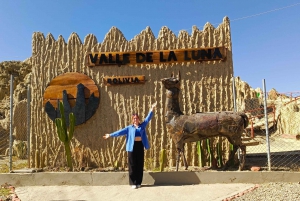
[171,72,174,78]
[177,71,181,81]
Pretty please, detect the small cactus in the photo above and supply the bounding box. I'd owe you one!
[55,101,75,169]
[228,143,235,166]
[114,160,119,170]
[217,138,223,168]
[206,139,212,166]
[159,149,167,172]
[196,141,203,167]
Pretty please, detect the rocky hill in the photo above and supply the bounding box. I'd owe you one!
[0,60,31,120]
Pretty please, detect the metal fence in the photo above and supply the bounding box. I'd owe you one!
[240,82,300,171]
[0,123,8,153]
[0,74,30,173]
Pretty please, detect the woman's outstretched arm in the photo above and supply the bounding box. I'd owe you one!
[103,127,129,139]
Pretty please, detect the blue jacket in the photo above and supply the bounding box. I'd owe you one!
[110,111,153,152]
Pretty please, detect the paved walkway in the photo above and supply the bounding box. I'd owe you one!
[4,171,300,200]
[15,184,255,201]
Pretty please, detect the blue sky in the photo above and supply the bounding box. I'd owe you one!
[1,0,300,94]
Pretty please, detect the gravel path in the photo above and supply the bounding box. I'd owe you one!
[230,182,300,201]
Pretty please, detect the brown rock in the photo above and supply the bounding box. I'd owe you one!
[251,166,261,171]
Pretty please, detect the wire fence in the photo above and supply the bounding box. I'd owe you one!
[0,124,8,153]
[0,75,30,173]
[241,89,300,171]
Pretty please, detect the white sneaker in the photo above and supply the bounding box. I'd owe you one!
[131,185,137,189]
[136,185,141,188]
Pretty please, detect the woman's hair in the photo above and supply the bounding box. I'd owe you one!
[131,113,140,124]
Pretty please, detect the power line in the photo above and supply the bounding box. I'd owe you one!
[230,2,300,23]
[174,2,300,33]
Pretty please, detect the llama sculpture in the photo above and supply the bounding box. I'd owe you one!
[161,72,248,171]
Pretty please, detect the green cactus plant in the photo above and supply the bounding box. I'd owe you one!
[159,149,167,172]
[217,141,223,167]
[196,141,203,167]
[229,143,234,166]
[114,160,119,170]
[206,139,212,166]
[55,101,75,169]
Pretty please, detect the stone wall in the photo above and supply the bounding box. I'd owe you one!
[29,17,243,169]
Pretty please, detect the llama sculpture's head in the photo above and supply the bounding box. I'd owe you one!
[161,72,181,90]
[161,72,183,123]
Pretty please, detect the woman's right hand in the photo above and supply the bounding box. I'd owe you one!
[103,134,110,139]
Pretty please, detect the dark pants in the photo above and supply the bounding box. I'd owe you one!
[128,141,144,185]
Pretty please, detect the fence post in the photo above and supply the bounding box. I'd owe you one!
[27,84,31,168]
[9,74,14,172]
[251,121,254,138]
[232,77,241,159]
[262,79,271,171]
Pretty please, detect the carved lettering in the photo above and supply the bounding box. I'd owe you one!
[184,51,191,61]
[123,54,130,65]
[146,52,153,62]
[89,54,98,63]
[199,49,211,59]
[212,48,222,59]
[104,75,145,86]
[99,54,108,64]
[87,47,226,67]
[159,52,166,62]
[168,51,177,61]
[136,53,146,63]
[108,54,115,63]
[192,50,201,60]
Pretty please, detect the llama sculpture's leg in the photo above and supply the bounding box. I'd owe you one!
[176,149,181,172]
[238,144,246,171]
[182,153,188,170]
[176,148,188,171]
[223,144,238,170]
[182,146,188,170]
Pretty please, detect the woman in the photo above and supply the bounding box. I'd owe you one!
[103,102,157,189]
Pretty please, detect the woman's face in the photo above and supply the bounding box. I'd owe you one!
[132,114,140,125]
